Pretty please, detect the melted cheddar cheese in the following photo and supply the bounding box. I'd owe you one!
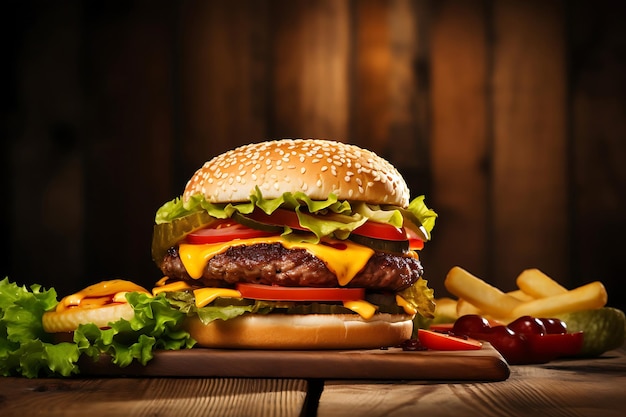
[193,287,243,308]
[343,300,378,320]
[56,279,150,312]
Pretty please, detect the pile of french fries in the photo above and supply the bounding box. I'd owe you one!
[438,266,608,323]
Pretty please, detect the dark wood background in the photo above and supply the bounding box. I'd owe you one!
[2,0,625,313]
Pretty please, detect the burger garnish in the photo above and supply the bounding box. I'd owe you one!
[151,139,438,349]
[42,279,150,333]
[0,277,194,377]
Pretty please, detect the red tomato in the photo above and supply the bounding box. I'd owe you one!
[428,323,455,332]
[405,228,425,250]
[417,329,483,351]
[186,220,278,244]
[353,221,407,241]
[247,209,306,231]
[236,283,365,301]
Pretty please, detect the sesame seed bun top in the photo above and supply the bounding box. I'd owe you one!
[183,139,410,207]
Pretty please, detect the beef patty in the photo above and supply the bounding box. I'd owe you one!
[159,242,423,291]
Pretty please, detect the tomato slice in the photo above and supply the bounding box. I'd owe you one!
[186,220,278,244]
[247,209,306,231]
[406,228,425,250]
[417,329,483,351]
[353,221,407,241]
[428,323,455,332]
[236,283,365,301]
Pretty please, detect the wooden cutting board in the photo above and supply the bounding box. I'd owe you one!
[80,343,510,381]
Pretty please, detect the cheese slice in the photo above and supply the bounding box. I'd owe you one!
[194,287,243,308]
[152,280,192,296]
[179,237,374,286]
[395,294,418,316]
[57,279,150,312]
[343,300,378,320]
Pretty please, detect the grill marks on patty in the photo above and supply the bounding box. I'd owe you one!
[160,243,423,291]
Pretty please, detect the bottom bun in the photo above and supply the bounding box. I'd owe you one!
[185,313,414,349]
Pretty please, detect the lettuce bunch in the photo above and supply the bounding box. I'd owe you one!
[0,278,194,378]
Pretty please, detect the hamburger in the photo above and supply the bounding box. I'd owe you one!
[150,139,437,349]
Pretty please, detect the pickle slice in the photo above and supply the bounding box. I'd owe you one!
[231,212,283,233]
[348,234,409,254]
[151,210,217,263]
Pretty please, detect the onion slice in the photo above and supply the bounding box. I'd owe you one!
[42,303,135,333]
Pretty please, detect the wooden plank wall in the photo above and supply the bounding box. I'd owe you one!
[3,0,625,312]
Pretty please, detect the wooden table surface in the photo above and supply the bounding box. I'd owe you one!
[1,344,625,417]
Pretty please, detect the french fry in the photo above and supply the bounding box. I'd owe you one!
[456,298,482,317]
[433,297,459,319]
[507,289,535,302]
[516,268,567,298]
[510,281,608,318]
[456,292,533,317]
[444,266,522,319]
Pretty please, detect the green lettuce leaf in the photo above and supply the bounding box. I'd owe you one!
[163,290,273,325]
[398,277,436,320]
[405,195,438,240]
[0,277,76,377]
